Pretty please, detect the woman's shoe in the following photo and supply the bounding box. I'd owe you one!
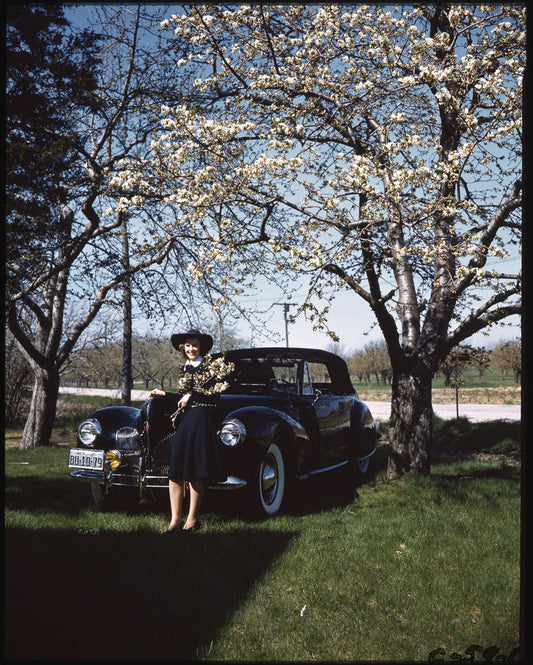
[161,520,183,535]
[182,521,202,533]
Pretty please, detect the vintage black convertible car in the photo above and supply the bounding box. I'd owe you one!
[68,347,378,516]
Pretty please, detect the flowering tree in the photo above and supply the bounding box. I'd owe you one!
[115,4,523,477]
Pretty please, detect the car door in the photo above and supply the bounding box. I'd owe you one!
[301,360,353,466]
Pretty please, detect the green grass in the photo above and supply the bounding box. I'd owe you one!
[5,424,521,662]
[54,394,146,430]
[6,394,146,434]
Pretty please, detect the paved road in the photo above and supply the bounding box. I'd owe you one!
[366,401,520,423]
[60,387,152,401]
[59,387,520,423]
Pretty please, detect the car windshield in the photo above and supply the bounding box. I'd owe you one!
[228,357,300,395]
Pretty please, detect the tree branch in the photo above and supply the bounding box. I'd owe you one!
[445,283,521,351]
[57,234,177,366]
[455,179,522,295]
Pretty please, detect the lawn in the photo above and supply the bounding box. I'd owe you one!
[5,421,521,661]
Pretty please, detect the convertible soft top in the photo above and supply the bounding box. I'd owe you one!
[215,347,356,395]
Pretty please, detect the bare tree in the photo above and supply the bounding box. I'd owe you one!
[439,345,490,388]
[5,6,189,448]
[4,330,32,428]
[347,341,392,387]
[491,339,521,383]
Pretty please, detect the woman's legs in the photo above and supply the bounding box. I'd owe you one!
[184,478,205,530]
[167,478,185,531]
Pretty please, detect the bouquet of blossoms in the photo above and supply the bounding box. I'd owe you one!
[176,354,235,395]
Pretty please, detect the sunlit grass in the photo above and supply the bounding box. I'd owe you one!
[203,474,520,661]
[5,429,520,662]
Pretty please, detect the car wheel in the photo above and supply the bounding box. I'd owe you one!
[252,442,286,517]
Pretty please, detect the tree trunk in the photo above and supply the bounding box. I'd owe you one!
[386,367,433,479]
[19,367,59,449]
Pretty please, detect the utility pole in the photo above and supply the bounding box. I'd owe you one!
[120,212,133,406]
[274,301,296,347]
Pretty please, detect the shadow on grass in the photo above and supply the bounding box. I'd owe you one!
[5,445,380,522]
[432,455,520,479]
[5,473,100,515]
[432,417,521,457]
[5,526,296,660]
[279,441,391,517]
[5,470,361,521]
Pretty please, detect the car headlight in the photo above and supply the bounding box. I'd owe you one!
[78,419,102,447]
[105,449,122,470]
[219,419,246,447]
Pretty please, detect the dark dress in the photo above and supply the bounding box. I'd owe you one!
[168,363,226,483]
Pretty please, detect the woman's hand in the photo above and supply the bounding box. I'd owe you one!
[150,388,166,398]
[178,392,191,408]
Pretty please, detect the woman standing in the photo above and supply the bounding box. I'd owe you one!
[150,329,230,533]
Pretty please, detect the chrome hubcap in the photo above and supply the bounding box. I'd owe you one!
[261,454,278,505]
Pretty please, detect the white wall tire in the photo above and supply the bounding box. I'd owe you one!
[252,442,286,517]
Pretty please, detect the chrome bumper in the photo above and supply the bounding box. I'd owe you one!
[71,469,108,482]
[71,469,247,491]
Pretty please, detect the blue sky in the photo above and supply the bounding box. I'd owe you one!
[232,253,522,353]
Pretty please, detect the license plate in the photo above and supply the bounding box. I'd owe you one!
[69,448,104,470]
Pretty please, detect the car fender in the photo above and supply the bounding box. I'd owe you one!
[224,405,309,443]
[349,399,378,460]
[79,406,140,450]
[221,405,309,468]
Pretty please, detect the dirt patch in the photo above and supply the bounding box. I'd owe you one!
[469,450,521,467]
[359,386,521,405]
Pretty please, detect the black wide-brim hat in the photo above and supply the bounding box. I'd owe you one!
[171,329,214,353]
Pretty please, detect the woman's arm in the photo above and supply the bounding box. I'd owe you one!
[150,388,192,407]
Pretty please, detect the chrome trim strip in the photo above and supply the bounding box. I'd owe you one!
[297,444,378,480]
[297,459,350,480]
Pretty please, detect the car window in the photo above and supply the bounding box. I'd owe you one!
[230,357,299,394]
[272,362,298,388]
[307,362,333,393]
